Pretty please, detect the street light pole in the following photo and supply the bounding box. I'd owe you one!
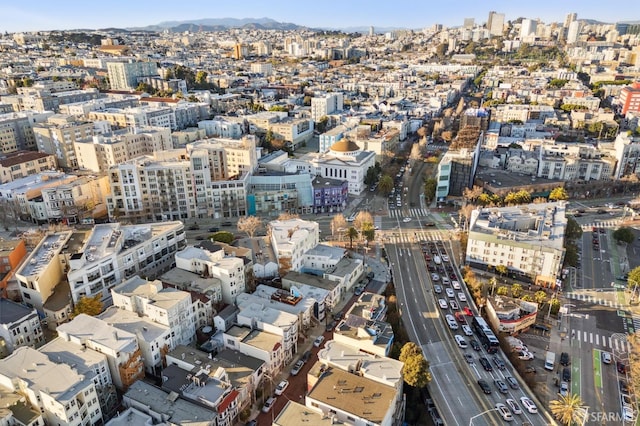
[468,408,498,426]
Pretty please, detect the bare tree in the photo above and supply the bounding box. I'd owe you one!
[462,185,484,204]
[354,211,374,231]
[237,216,263,238]
[330,214,347,240]
[277,212,300,221]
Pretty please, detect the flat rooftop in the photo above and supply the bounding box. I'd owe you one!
[39,337,106,376]
[0,298,35,324]
[236,301,298,328]
[273,400,337,426]
[283,271,339,291]
[18,231,72,277]
[57,314,138,353]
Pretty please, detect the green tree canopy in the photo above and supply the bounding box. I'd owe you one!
[378,175,394,195]
[565,217,583,241]
[549,187,569,201]
[424,178,437,203]
[628,266,640,289]
[346,227,359,249]
[73,295,103,318]
[613,227,635,244]
[211,231,234,244]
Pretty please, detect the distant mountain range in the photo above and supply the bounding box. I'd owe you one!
[130,17,307,32]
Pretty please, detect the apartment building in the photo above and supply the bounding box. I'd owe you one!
[0,111,47,153]
[223,325,285,376]
[332,315,394,358]
[15,230,74,315]
[492,104,556,123]
[75,127,172,173]
[66,221,186,304]
[198,118,243,139]
[621,82,640,115]
[35,175,110,224]
[39,337,118,419]
[87,106,174,130]
[186,135,259,179]
[311,93,344,122]
[0,239,27,297]
[237,285,315,330]
[106,61,159,91]
[33,114,95,169]
[57,314,145,391]
[466,202,567,287]
[111,276,196,346]
[269,116,314,149]
[537,143,615,181]
[318,124,348,153]
[0,150,57,184]
[0,347,103,425]
[311,176,348,214]
[0,298,43,357]
[174,242,245,304]
[436,148,480,199]
[269,218,319,275]
[247,171,313,215]
[613,132,640,178]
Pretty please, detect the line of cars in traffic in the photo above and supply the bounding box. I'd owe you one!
[422,239,540,423]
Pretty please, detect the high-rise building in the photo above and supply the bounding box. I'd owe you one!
[369,26,375,36]
[464,18,475,29]
[106,61,158,91]
[620,82,640,115]
[520,19,538,39]
[487,11,505,36]
[311,93,344,122]
[567,20,582,44]
[564,13,577,28]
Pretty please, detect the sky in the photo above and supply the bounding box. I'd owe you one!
[0,0,637,33]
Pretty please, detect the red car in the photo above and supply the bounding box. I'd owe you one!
[425,254,432,261]
[463,306,473,316]
[455,312,466,323]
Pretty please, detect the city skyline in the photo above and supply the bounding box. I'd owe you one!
[0,0,637,33]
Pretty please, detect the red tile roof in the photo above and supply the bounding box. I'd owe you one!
[217,389,239,413]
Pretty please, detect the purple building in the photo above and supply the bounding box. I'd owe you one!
[312,176,348,213]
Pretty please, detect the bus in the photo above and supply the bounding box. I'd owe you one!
[471,316,500,354]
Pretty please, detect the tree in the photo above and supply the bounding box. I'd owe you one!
[237,216,263,238]
[511,283,523,298]
[211,231,234,244]
[399,342,432,388]
[534,290,547,305]
[195,70,208,85]
[424,178,437,202]
[628,266,640,290]
[613,227,635,245]
[495,264,508,277]
[549,187,569,201]
[361,222,375,244]
[364,166,378,186]
[346,227,359,249]
[565,217,583,241]
[549,393,587,426]
[72,295,103,318]
[354,211,373,232]
[330,214,347,240]
[627,332,640,396]
[277,212,299,221]
[496,286,508,296]
[462,185,484,204]
[378,175,394,195]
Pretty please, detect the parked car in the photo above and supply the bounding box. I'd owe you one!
[301,350,312,363]
[188,224,200,230]
[291,360,304,376]
[275,380,289,395]
[262,396,276,413]
[326,320,337,332]
[313,335,325,348]
[221,221,233,226]
[562,367,571,382]
[618,361,628,374]
[559,381,569,397]
[208,227,219,232]
[560,352,570,366]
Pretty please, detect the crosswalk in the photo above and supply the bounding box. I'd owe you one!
[580,220,621,231]
[571,330,631,353]
[565,292,625,310]
[389,208,432,218]
[633,314,640,332]
[386,230,450,243]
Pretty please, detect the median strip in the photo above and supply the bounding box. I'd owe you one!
[592,349,603,389]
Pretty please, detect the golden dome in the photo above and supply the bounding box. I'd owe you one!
[330,138,360,153]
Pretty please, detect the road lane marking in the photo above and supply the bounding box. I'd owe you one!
[593,349,603,389]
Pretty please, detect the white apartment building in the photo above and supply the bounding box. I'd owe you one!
[223,325,285,376]
[0,298,44,356]
[15,231,73,315]
[87,107,175,130]
[0,347,103,426]
[492,104,556,123]
[35,175,110,224]
[250,63,273,76]
[269,117,314,149]
[74,127,172,173]
[106,61,158,91]
[562,95,601,111]
[237,285,315,331]
[174,244,245,304]
[311,93,344,122]
[537,143,615,181]
[269,218,319,275]
[33,114,95,169]
[198,118,243,139]
[613,132,640,178]
[98,307,174,375]
[66,221,186,305]
[57,314,145,391]
[111,276,195,346]
[186,135,259,178]
[466,202,567,287]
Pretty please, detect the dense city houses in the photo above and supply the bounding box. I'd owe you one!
[0,7,639,426]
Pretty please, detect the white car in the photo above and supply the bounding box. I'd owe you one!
[520,397,538,414]
[262,396,276,413]
[518,351,534,360]
[452,280,461,290]
[462,324,473,336]
[314,335,325,347]
[559,381,569,397]
[455,335,468,349]
[402,217,411,223]
[441,255,449,262]
[441,277,450,285]
[495,403,513,421]
[438,298,448,309]
[623,406,635,422]
[445,314,459,330]
[275,380,289,395]
[457,292,467,302]
[446,288,455,298]
[431,273,440,281]
[506,399,522,415]
[434,285,442,294]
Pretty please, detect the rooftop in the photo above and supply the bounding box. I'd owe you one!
[236,301,298,328]
[104,407,154,426]
[335,316,394,350]
[0,298,35,324]
[39,337,107,377]
[283,271,340,291]
[17,231,72,277]
[57,314,139,354]
[273,400,338,426]
[0,150,53,168]
[98,307,170,342]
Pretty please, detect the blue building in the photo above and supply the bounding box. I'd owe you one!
[312,176,348,214]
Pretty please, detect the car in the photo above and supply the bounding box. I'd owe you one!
[520,397,538,414]
[464,353,475,363]
[450,300,459,310]
[424,254,432,261]
[441,255,449,262]
[477,379,492,394]
[495,403,513,421]
[446,288,455,298]
[463,306,473,316]
[562,367,571,382]
[506,398,522,415]
[314,335,325,347]
[601,351,612,364]
[455,335,468,349]
[599,227,606,233]
[275,380,289,395]
[245,420,257,426]
[354,286,364,296]
[221,221,233,227]
[454,311,466,323]
[367,271,375,279]
[333,311,344,320]
[402,217,412,223]
[208,227,219,232]
[622,393,633,408]
[457,292,467,302]
[620,380,630,394]
[479,357,493,372]
[326,320,337,332]
[494,379,508,394]
[262,396,276,413]
[188,224,200,230]
[617,361,628,374]
[291,360,304,376]
[438,298,448,309]
[301,350,312,363]
[195,236,205,240]
[431,273,440,281]
[445,314,459,330]
[558,379,569,396]
[462,324,473,336]
[518,351,534,360]
[441,277,450,285]
[493,356,506,370]
[623,406,635,423]
[452,280,461,290]
[434,285,442,294]
[560,352,570,366]
[506,376,519,389]
[469,340,481,351]
[425,222,436,227]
